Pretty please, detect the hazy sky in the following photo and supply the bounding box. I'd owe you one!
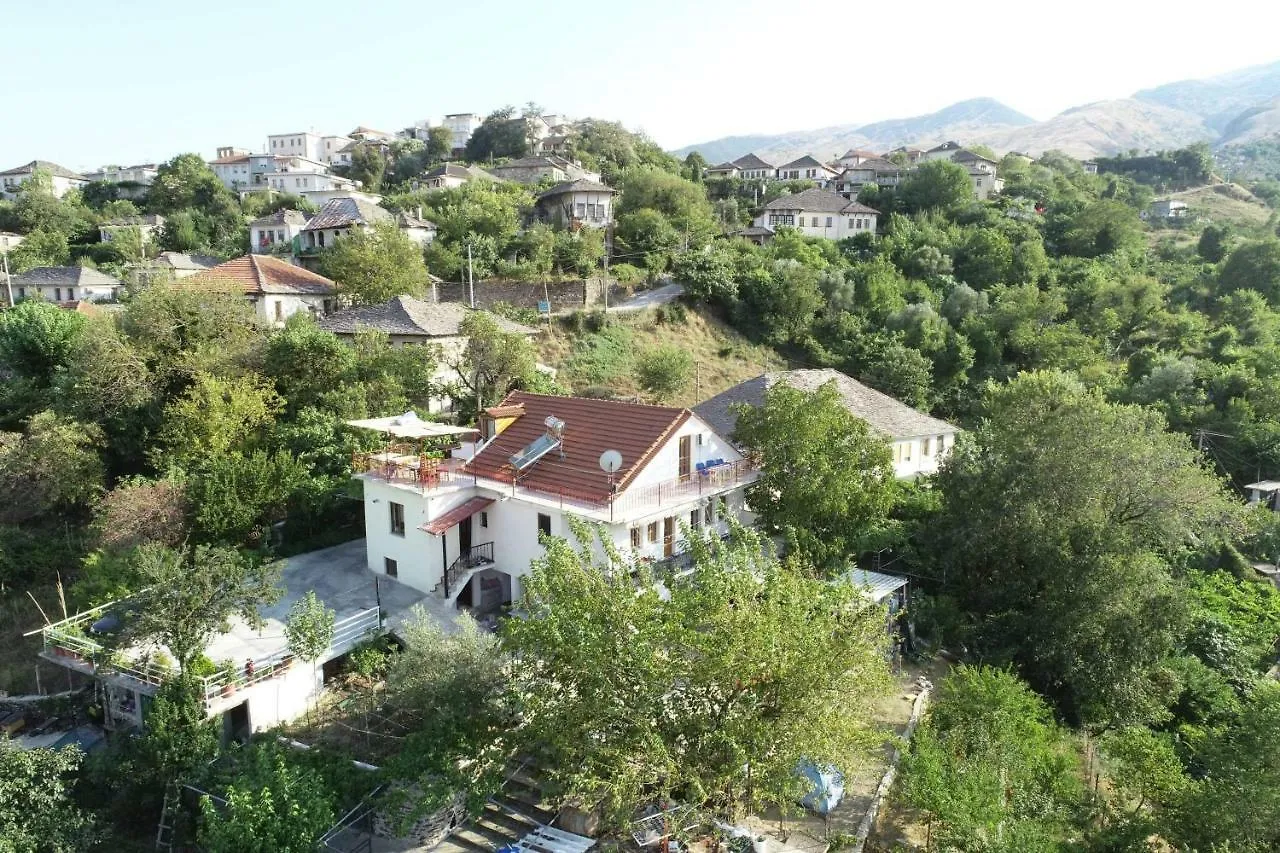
[5,0,1280,169]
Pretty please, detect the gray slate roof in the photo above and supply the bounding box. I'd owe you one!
[732,153,774,170]
[776,155,828,170]
[843,157,902,174]
[10,266,121,286]
[318,296,536,338]
[302,197,392,231]
[155,252,220,271]
[763,188,878,215]
[248,209,311,228]
[537,179,614,199]
[952,150,998,165]
[693,369,958,443]
[0,160,87,180]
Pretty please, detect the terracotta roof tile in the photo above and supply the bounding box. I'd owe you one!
[465,391,690,502]
[178,254,336,296]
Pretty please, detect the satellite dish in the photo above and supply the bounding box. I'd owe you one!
[599,449,623,474]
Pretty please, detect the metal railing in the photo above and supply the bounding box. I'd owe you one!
[442,542,495,598]
[41,603,382,706]
[352,453,472,492]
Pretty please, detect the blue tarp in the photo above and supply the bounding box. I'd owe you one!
[797,760,845,814]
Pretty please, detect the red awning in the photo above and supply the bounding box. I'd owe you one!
[420,497,494,535]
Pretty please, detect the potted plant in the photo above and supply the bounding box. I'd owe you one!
[752,836,767,853]
[218,659,240,698]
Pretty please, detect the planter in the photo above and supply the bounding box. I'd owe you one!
[221,683,237,698]
[752,837,767,853]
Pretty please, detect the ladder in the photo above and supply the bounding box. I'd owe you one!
[155,780,179,852]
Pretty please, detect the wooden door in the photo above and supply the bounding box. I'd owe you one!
[663,517,675,557]
[678,435,692,481]
[459,516,472,554]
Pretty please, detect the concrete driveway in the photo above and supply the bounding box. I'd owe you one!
[607,281,685,312]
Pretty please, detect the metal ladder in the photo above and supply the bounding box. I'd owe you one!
[155,780,179,852]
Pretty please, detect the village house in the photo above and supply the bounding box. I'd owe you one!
[209,147,253,189]
[177,254,337,326]
[83,163,158,199]
[706,153,779,182]
[299,196,393,256]
[442,113,482,153]
[395,209,438,246]
[885,146,924,164]
[9,266,123,304]
[267,131,325,163]
[352,392,758,611]
[774,155,839,183]
[318,297,535,412]
[249,209,311,254]
[148,252,219,280]
[1082,160,1099,175]
[832,158,907,198]
[98,214,165,246]
[921,140,965,161]
[833,149,880,170]
[753,188,878,240]
[349,126,395,144]
[0,160,88,199]
[0,231,24,253]
[535,179,616,228]
[419,163,496,191]
[1146,199,1189,219]
[487,155,598,185]
[694,368,960,480]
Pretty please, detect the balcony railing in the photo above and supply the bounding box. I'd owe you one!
[41,602,382,707]
[352,451,472,491]
[442,542,495,598]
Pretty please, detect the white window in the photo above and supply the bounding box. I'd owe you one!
[923,437,933,456]
[825,216,833,227]
[848,218,855,229]
[389,502,405,536]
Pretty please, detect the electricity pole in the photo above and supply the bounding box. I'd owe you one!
[467,242,475,308]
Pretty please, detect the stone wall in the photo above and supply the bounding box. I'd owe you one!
[372,785,470,849]
[434,277,616,313]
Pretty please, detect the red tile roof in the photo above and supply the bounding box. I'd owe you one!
[465,392,690,502]
[421,496,494,535]
[178,254,336,296]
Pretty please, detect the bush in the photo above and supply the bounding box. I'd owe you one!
[609,263,645,285]
[634,345,694,402]
[584,309,609,333]
[655,302,688,325]
[563,325,634,386]
[488,301,541,326]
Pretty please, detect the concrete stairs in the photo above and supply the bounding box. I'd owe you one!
[432,766,558,853]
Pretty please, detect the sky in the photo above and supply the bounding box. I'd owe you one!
[5,0,1280,170]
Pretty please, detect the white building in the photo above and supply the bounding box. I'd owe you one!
[442,113,482,152]
[320,135,353,165]
[535,179,615,228]
[299,196,393,254]
[921,141,965,162]
[0,160,88,199]
[177,253,337,326]
[1146,199,1189,219]
[209,148,253,190]
[694,369,960,480]
[754,188,878,240]
[9,266,123,304]
[83,164,158,199]
[249,209,311,254]
[774,155,839,183]
[832,158,907,199]
[353,393,758,609]
[832,149,879,170]
[267,131,325,163]
[99,214,165,246]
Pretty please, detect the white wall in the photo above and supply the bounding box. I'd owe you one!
[268,133,323,162]
[253,293,332,326]
[17,283,120,303]
[753,208,877,240]
[891,432,957,479]
[626,415,742,491]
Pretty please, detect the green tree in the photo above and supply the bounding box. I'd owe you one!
[262,314,358,413]
[285,590,335,726]
[633,344,694,402]
[0,299,87,384]
[0,742,101,853]
[154,372,282,467]
[734,259,822,345]
[733,380,898,568]
[1061,200,1145,258]
[895,666,1087,852]
[452,311,537,412]
[673,247,736,302]
[1218,238,1280,305]
[928,371,1240,726]
[120,542,282,672]
[425,126,454,163]
[6,227,70,272]
[345,142,386,192]
[0,411,105,525]
[502,523,892,827]
[198,747,338,853]
[1197,223,1231,263]
[317,221,430,306]
[186,450,309,545]
[898,159,974,214]
[464,107,528,161]
[616,166,718,246]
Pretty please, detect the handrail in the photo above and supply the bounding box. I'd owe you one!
[443,542,495,598]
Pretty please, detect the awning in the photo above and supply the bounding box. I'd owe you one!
[842,569,909,603]
[345,411,478,439]
[420,497,495,535]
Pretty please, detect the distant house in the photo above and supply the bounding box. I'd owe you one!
[535,179,616,229]
[442,113,482,153]
[419,163,496,190]
[99,214,165,246]
[320,135,353,166]
[318,296,534,412]
[774,155,839,183]
[249,209,311,254]
[299,197,392,254]
[177,254,337,325]
[395,209,437,246]
[0,232,24,253]
[833,149,879,170]
[753,188,878,240]
[732,153,775,180]
[1081,160,1098,175]
[694,368,960,480]
[209,147,253,189]
[150,252,219,280]
[10,266,123,304]
[1006,151,1035,166]
[266,131,325,163]
[0,160,88,199]
[1146,199,1188,219]
[921,140,965,161]
[885,146,924,164]
[349,126,395,143]
[704,162,741,179]
[727,225,775,246]
[832,158,907,198]
[487,155,597,185]
[83,164,158,199]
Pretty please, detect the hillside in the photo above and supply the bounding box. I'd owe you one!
[1135,59,1280,132]
[977,99,1213,159]
[536,305,785,408]
[1217,95,1280,146]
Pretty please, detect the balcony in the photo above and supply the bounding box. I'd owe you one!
[352,450,473,492]
[40,601,381,709]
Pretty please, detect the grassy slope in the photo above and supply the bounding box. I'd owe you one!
[1169,182,1273,227]
[535,306,787,409]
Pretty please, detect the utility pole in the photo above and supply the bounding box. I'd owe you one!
[467,242,475,308]
[602,241,610,311]
[1,248,11,308]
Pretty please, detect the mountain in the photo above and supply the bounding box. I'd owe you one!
[674,58,1280,164]
[673,98,1033,165]
[1135,60,1280,132]
[975,99,1212,160]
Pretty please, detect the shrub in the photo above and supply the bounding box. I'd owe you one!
[609,263,645,285]
[634,345,694,402]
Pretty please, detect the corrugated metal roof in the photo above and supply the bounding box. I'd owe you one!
[842,569,908,602]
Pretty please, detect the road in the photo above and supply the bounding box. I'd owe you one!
[607,281,685,313]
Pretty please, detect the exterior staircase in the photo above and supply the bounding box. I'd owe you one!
[431,542,496,602]
[432,764,565,853]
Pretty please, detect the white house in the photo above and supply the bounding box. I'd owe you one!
[83,164,158,199]
[0,231,25,253]
[349,126,395,143]
[694,368,960,480]
[774,155,839,183]
[176,254,337,326]
[249,209,311,254]
[267,131,325,163]
[0,160,88,199]
[318,297,533,412]
[149,252,219,280]
[99,214,165,246]
[832,158,907,199]
[299,196,393,255]
[321,135,354,165]
[260,157,354,195]
[535,179,615,228]
[921,141,965,161]
[442,113,482,152]
[1146,199,1189,219]
[420,163,495,190]
[396,209,437,246]
[833,149,879,170]
[753,188,879,240]
[209,148,253,190]
[10,267,123,304]
[352,392,758,611]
